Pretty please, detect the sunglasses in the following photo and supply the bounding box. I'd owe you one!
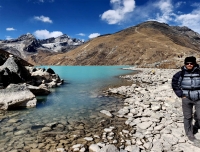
[185,62,194,65]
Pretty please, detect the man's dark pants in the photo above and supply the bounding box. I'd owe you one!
[182,98,200,136]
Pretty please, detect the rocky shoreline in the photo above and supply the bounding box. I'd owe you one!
[1,67,200,152]
[89,67,200,152]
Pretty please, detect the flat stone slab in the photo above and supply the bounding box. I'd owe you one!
[0,84,36,110]
[100,110,113,117]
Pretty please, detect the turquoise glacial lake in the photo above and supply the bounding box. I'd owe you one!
[0,66,135,142]
[33,66,134,118]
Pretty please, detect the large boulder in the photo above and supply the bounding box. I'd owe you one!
[0,55,31,87]
[27,84,51,95]
[0,55,64,110]
[2,55,19,73]
[0,67,21,87]
[0,84,37,110]
[29,67,63,87]
[46,68,55,74]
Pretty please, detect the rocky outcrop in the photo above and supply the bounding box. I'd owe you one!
[28,67,62,87]
[0,55,30,88]
[0,55,63,110]
[0,84,37,110]
[26,84,51,95]
[0,55,31,85]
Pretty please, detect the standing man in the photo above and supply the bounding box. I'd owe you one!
[172,56,200,142]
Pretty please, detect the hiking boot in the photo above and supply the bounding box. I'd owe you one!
[187,135,196,142]
[193,125,199,134]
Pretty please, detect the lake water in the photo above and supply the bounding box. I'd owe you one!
[31,66,135,119]
[0,66,135,150]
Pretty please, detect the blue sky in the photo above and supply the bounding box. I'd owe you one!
[0,0,200,41]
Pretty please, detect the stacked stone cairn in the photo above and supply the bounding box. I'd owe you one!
[0,55,63,110]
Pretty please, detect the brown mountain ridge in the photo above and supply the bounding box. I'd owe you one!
[28,21,200,68]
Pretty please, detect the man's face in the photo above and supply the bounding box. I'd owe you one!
[185,62,195,70]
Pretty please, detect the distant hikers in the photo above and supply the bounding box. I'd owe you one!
[172,56,200,143]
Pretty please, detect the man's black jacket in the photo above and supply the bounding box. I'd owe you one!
[172,64,200,100]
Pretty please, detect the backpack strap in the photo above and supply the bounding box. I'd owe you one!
[178,70,185,85]
[180,70,185,78]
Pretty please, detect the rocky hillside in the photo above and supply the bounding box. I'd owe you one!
[0,33,84,59]
[27,21,200,68]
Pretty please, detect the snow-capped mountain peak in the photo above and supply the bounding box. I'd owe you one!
[0,34,84,59]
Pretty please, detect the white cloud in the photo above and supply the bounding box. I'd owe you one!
[175,1,186,8]
[100,0,200,34]
[34,29,63,39]
[77,33,86,36]
[191,3,200,7]
[155,0,173,13]
[153,0,175,23]
[175,9,200,33]
[101,0,136,24]
[88,33,100,39]
[151,0,200,33]
[6,36,12,40]
[6,27,16,31]
[34,15,53,23]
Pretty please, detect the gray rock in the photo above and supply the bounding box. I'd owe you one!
[137,121,153,130]
[151,141,163,152]
[143,142,153,150]
[84,137,93,141]
[46,68,55,74]
[101,145,119,152]
[89,144,100,152]
[14,130,28,135]
[72,144,83,149]
[30,149,42,152]
[162,134,179,145]
[125,145,140,152]
[151,103,161,111]
[100,110,113,117]
[0,84,36,110]
[154,124,164,131]
[46,122,58,128]
[8,118,21,123]
[27,84,51,95]
[0,56,31,86]
[41,127,51,132]
[104,128,113,132]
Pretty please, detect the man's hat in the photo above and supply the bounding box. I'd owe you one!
[184,56,197,64]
